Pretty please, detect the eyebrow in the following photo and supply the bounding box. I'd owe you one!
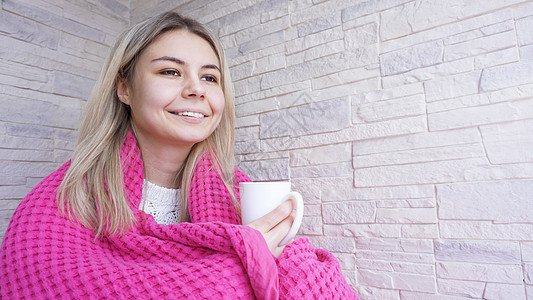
[151,56,221,72]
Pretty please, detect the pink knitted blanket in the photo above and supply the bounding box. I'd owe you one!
[0,131,358,299]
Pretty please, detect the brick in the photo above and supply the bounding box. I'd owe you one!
[52,71,94,100]
[323,201,376,224]
[235,126,259,142]
[259,98,350,138]
[3,0,106,43]
[474,47,519,70]
[332,252,355,270]
[356,237,433,253]
[357,249,435,264]
[528,285,533,300]
[480,119,533,164]
[261,49,376,89]
[391,261,434,275]
[290,0,354,25]
[427,83,533,114]
[304,204,321,216]
[254,54,286,75]
[376,198,436,209]
[286,26,344,54]
[54,150,73,163]
[357,259,394,272]
[356,286,400,300]
[352,93,426,124]
[517,15,533,46]
[0,161,57,178]
[355,158,488,187]
[437,180,533,223]
[324,224,401,238]
[376,208,437,224]
[300,216,322,235]
[484,283,525,300]
[0,185,33,200]
[0,177,26,185]
[270,116,427,151]
[0,199,21,210]
[233,76,261,98]
[235,115,259,128]
[444,30,516,61]
[235,140,260,155]
[286,40,344,67]
[354,81,423,103]
[429,98,533,131]
[0,135,53,151]
[236,158,288,181]
[441,220,533,240]
[312,66,379,90]
[382,56,474,89]
[435,240,521,264]
[400,291,469,300]
[344,22,377,49]
[522,242,533,261]
[357,270,394,289]
[437,261,522,283]
[437,278,485,298]
[380,41,444,76]
[355,143,485,169]
[401,224,439,239]
[323,184,434,202]
[0,10,59,49]
[342,0,413,21]
[291,176,353,204]
[525,263,533,284]
[297,12,340,37]
[424,71,481,102]
[238,30,285,55]
[0,149,53,162]
[290,143,351,167]
[359,269,436,293]
[464,162,533,182]
[291,161,353,178]
[306,236,356,253]
[480,60,533,92]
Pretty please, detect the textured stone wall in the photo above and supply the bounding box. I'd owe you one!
[171,0,533,298]
[2,0,533,298]
[0,0,129,237]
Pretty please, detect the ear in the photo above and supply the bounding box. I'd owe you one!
[116,76,131,105]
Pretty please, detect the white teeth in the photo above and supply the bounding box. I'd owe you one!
[176,111,205,118]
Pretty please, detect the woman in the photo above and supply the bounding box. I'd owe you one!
[0,11,358,299]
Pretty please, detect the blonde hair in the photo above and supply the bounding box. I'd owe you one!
[57,11,237,237]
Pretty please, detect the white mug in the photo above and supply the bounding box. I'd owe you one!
[239,181,304,246]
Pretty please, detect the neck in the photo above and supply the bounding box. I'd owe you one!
[136,136,193,189]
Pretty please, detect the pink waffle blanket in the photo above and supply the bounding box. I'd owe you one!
[0,131,358,299]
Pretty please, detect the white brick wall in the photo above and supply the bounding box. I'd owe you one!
[0,0,129,236]
[175,0,533,298]
[2,0,533,298]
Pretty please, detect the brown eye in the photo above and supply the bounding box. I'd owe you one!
[161,70,180,76]
[202,75,218,83]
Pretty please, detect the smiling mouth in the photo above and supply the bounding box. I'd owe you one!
[170,111,206,118]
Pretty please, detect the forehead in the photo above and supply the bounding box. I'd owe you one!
[140,29,220,66]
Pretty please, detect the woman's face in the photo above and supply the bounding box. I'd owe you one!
[117,29,225,150]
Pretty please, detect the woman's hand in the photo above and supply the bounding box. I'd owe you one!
[247,199,296,257]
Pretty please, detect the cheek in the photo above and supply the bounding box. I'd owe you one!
[135,81,177,109]
[212,90,226,116]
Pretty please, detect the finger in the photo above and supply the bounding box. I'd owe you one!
[248,199,294,232]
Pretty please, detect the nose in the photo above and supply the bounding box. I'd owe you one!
[182,77,205,99]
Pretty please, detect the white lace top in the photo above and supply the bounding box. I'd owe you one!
[139,180,181,225]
